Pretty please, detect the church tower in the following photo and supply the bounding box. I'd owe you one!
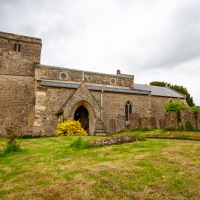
[0,31,42,135]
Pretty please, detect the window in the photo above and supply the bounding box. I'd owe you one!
[110,78,116,85]
[87,76,92,81]
[13,43,21,52]
[14,43,17,51]
[60,72,68,80]
[125,101,132,121]
[18,44,21,52]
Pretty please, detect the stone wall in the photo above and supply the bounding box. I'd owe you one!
[102,92,151,133]
[180,110,197,129]
[0,75,35,136]
[33,80,152,135]
[197,113,200,130]
[151,96,167,128]
[35,65,134,88]
[0,32,41,136]
[140,116,156,129]
[34,82,76,135]
[0,32,41,76]
[129,113,140,129]
[164,112,179,128]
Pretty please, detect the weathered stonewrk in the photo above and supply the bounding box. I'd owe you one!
[164,112,178,128]
[180,110,197,129]
[89,135,135,146]
[159,119,165,129]
[129,113,140,129]
[0,32,41,136]
[116,114,125,132]
[140,116,156,129]
[196,113,200,130]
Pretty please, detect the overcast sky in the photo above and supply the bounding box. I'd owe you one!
[1,0,200,105]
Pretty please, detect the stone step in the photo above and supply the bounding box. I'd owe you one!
[95,133,107,136]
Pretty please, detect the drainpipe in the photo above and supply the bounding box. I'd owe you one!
[100,90,103,120]
[82,71,85,82]
[62,110,65,122]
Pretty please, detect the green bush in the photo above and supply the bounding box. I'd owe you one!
[185,121,195,131]
[3,125,21,154]
[165,100,200,114]
[165,100,188,113]
[191,106,200,113]
[4,142,21,154]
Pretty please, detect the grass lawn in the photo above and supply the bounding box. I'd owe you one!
[115,129,200,141]
[0,134,200,200]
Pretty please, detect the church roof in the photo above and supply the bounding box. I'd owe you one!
[40,80,185,98]
[134,83,186,98]
[41,80,150,95]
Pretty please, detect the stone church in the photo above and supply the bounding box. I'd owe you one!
[0,31,186,136]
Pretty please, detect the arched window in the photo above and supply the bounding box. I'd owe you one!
[18,44,21,52]
[13,43,17,51]
[125,101,132,121]
[13,43,21,52]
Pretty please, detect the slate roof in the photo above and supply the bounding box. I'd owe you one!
[40,80,186,98]
[41,80,150,95]
[87,85,150,95]
[134,83,186,98]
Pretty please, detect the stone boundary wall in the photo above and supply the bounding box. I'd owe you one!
[115,110,200,133]
[180,110,197,129]
[164,110,200,130]
[164,112,178,129]
[159,119,165,129]
[140,117,156,129]
[197,113,200,130]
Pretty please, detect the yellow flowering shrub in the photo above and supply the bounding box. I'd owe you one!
[56,119,87,136]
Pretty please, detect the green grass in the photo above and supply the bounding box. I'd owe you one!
[0,134,200,199]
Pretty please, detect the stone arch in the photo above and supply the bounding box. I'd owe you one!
[69,100,96,135]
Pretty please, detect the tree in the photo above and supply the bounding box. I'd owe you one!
[150,81,195,106]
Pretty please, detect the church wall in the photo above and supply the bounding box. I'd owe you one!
[35,65,133,88]
[0,32,41,136]
[33,84,151,135]
[0,75,35,135]
[34,83,76,135]
[151,96,169,128]
[34,83,75,135]
[0,32,41,76]
[101,92,151,132]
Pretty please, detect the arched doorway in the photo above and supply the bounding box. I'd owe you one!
[74,105,89,131]
[70,100,96,135]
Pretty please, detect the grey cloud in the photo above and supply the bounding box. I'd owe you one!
[0,0,199,104]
